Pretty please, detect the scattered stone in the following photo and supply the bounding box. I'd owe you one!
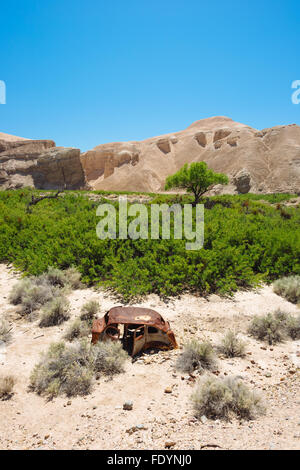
[164,387,173,394]
[165,441,176,449]
[200,415,208,424]
[123,401,133,411]
[126,424,147,435]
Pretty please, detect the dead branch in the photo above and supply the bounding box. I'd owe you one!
[26,190,64,213]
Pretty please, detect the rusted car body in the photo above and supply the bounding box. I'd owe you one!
[92,306,178,357]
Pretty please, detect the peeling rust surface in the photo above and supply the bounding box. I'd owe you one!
[92,306,178,356]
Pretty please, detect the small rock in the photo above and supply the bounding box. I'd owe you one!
[123,401,133,411]
[126,424,147,435]
[165,441,176,449]
[164,387,173,394]
[200,415,207,424]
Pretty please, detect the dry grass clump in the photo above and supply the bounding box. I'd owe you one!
[218,330,246,358]
[248,309,300,344]
[64,318,90,342]
[273,276,300,304]
[21,283,54,315]
[30,339,129,398]
[9,277,55,315]
[0,319,12,343]
[248,312,285,345]
[39,296,70,327]
[30,340,94,398]
[42,266,82,289]
[80,299,100,322]
[63,267,82,289]
[285,313,300,340]
[9,267,81,317]
[9,278,32,305]
[176,340,216,373]
[93,341,129,376]
[0,375,15,400]
[192,375,265,420]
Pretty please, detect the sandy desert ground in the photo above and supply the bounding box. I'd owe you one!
[0,263,299,450]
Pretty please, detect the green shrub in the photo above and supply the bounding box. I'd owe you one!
[39,296,70,327]
[273,276,300,304]
[1,189,300,302]
[80,299,100,322]
[248,312,285,345]
[192,375,265,420]
[30,340,94,398]
[176,340,216,373]
[0,319,12,343]
[64,318,90,342]
[93,340,129,376]
[0,375,15,400]
[218,330,246,358]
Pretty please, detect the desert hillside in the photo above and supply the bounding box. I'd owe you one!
[81,116,300,194]
[2,116,300,194]
[0,132,27,142]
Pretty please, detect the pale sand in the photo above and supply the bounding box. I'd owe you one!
[0,264,299,450]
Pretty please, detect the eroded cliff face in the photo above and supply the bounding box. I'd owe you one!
[2,116,300,194]
[80,117,300,195]
[0,137,85,190]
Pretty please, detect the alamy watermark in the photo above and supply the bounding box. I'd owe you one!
[0,80,6,104]
[291,80,300,104]
[96,196,204,250]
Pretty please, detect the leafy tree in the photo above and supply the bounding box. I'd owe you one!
[165,162,229,204]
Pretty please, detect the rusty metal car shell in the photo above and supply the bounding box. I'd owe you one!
[91,306,178,350]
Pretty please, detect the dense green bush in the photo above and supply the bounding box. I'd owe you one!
[0,189,300,301]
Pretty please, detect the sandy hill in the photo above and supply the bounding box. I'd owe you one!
[81,117,300,194]
[0,132,27,142]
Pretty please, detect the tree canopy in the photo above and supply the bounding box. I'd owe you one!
[165,162,229,203]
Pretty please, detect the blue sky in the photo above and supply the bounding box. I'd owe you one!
[0,0,299,150]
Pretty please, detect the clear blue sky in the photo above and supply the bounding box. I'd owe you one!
[1,0,299,150]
